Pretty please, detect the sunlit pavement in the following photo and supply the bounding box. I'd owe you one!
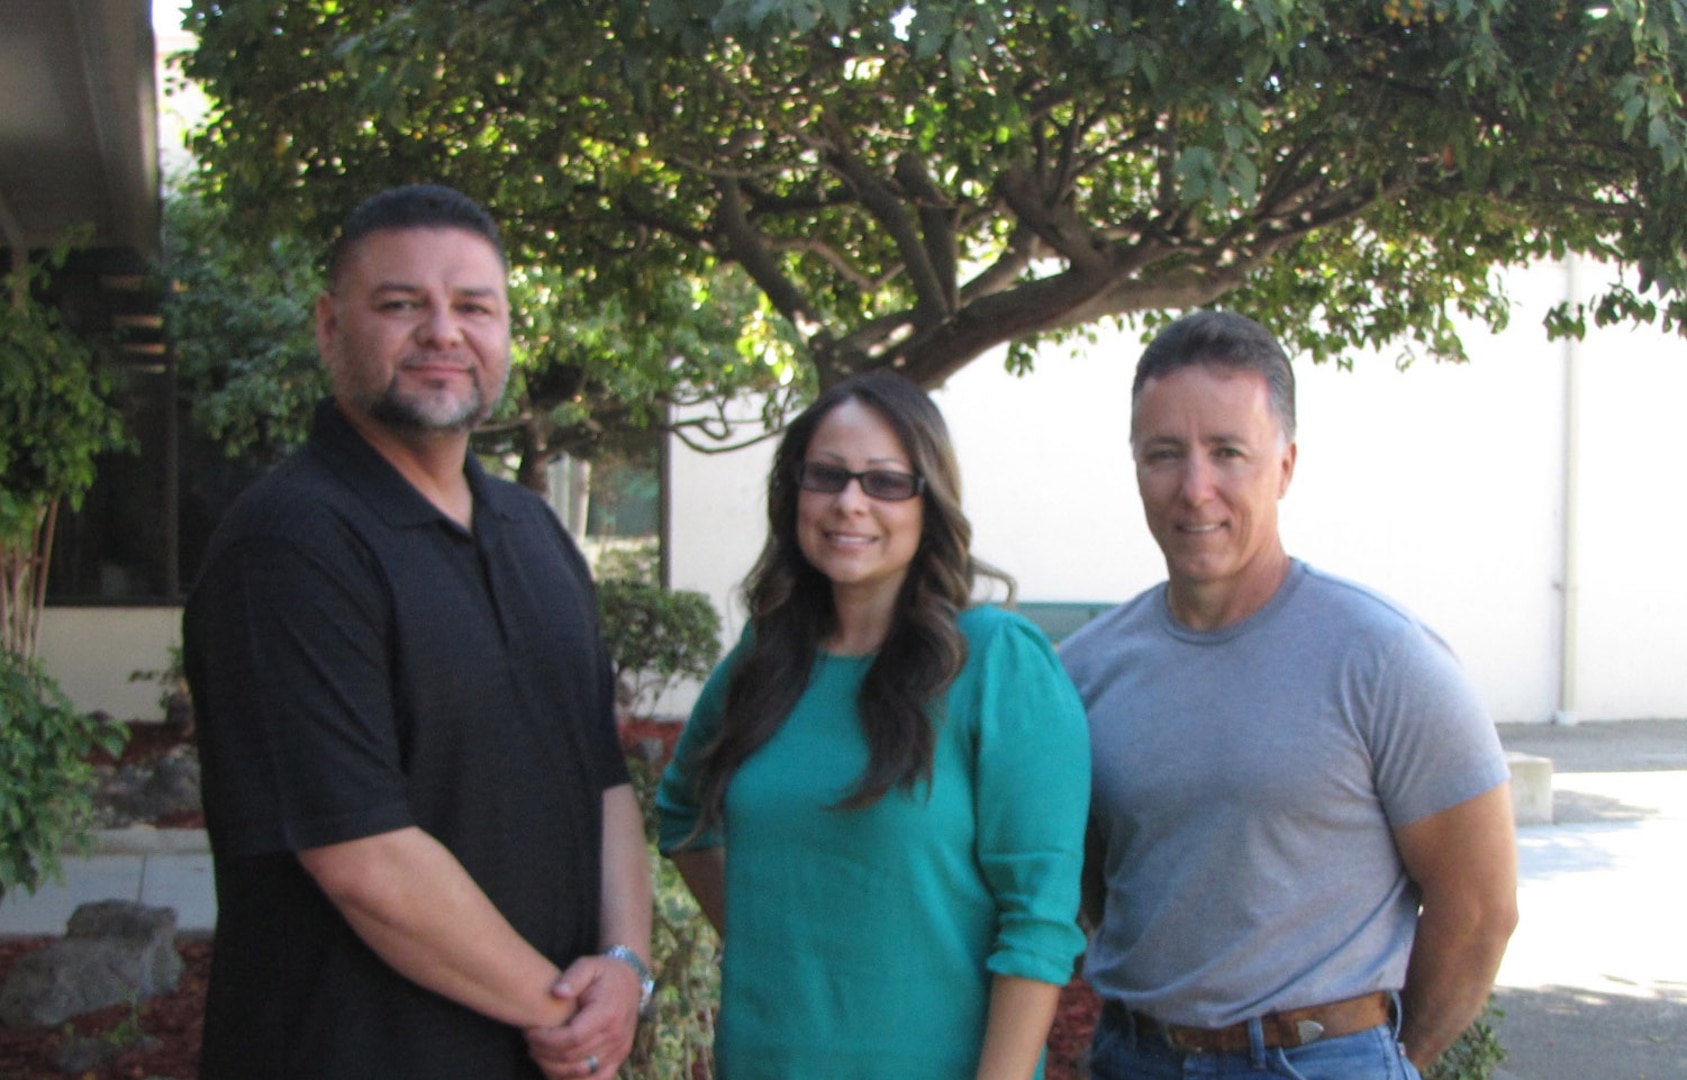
[1491,722,1687,1080]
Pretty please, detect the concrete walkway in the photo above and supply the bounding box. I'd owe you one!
[1489,720,1687,1080]
[1,720,1682,1079]
[0,828,214,938]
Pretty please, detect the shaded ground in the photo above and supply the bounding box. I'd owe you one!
[1492,983,1687,1080]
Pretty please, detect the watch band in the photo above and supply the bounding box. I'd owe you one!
[603,944,655,1019]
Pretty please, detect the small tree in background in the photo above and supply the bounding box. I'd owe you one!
[0,249,130,661]
[595,545,722,720]
[0,249,130,902]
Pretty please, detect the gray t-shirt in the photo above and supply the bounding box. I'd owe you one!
[1061,560,1508,1027]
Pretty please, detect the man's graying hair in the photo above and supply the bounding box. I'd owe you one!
[326,184,507,285]
[1131,310,1297,443]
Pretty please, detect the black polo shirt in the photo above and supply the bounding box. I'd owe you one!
[184,399,627,1079]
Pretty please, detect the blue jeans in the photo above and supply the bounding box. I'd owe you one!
[1087,998,1422,1080]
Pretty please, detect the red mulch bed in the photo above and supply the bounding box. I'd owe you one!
[619,716,684,771]
[0,939,211,1080]
[0,718,1100,1078]
[1047,978,1100,1079]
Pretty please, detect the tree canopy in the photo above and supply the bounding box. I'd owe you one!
[180,0,1687,394]
[164,186,326,463]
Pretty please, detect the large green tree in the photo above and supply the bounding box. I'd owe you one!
[181,0,1687,393]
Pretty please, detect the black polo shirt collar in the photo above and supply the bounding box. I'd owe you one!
[308,397,523,531]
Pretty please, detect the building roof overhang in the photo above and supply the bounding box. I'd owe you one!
[0,0,159,266]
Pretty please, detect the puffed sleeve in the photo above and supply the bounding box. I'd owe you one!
[967,610,1091,986]
[654,630,748,854]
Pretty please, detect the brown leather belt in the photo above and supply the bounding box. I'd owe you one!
[1103,991,1392,1054]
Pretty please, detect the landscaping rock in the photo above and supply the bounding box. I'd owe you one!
[0,902,182,1029]
[93,749,201,830]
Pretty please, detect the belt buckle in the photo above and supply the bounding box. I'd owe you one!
[1295,1018,1326,1045]
[1160,1025,1205,1054]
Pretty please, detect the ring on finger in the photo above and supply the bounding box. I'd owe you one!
[585,1054,600,1075]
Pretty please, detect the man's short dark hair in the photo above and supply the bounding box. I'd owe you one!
[326,184,507,285]
[1131,310,1297,442]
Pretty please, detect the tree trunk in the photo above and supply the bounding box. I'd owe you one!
[515,416,551,494]
[1,499,57,663]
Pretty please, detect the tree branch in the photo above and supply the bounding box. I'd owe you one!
[813,134,950,323]
[714,180,824,345]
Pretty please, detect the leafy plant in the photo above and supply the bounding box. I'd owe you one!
[596,552,721,719]
[1425,1000,1507,1080]
[162,184,325,465]
[105,993,148,1048]
[0,247,130,659]
[0,243,129,658]
[624,756,720,1080]
[128,643,194,730]
[0,649,127,902]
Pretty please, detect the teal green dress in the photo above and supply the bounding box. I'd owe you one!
[657,605,1090,1079]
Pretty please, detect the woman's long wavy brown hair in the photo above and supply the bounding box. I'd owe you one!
[681,371,1008,838]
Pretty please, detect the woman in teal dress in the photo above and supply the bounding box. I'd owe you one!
[657,371,1090,1079]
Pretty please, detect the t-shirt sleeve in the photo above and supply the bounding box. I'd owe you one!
[1368,621,1510,828]
[654,632,746,854]
[970,612,1092,986]
[188,533,414,856]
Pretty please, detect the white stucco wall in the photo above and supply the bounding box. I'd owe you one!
[1567,299,1687,721]
[668,259,1686,724]
[37,607,184,720]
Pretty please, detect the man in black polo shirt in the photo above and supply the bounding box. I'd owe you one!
[184,185,652,1079]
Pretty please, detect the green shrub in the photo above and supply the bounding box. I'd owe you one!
[0,649,126,900]
[0,244,129,660]
[624,757,720,1080]
[1425,1000,1507,1080]
[597,580,721,719]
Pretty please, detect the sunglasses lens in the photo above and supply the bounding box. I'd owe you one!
[861,472,919,500]
[797,463,922,500]
[798,463,849,493]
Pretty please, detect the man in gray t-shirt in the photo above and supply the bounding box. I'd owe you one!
[1062,310,1517,1080]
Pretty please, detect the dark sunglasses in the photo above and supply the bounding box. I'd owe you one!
[795,462,926,501]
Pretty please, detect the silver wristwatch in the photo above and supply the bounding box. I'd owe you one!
[603,944,655,1020]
